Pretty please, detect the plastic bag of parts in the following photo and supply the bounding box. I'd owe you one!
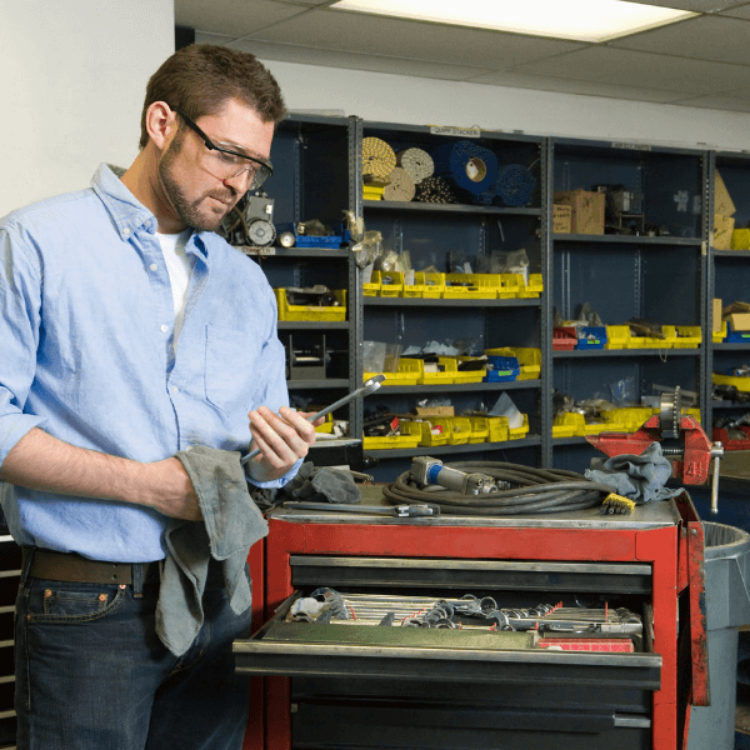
[478,248,530,285]
[351,230,383,269]
[488,392,525,429]
[363,341,403,373]
[610,377,636,407]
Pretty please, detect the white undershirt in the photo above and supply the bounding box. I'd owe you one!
[156,229,194,347]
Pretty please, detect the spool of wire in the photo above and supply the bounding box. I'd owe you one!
[414,175,457,204]
[383,167,416,202]
[495,164,537,207]
[361,137,396,180]
[396,148,434,185]
[431,140,499,199]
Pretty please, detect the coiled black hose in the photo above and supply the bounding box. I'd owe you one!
[382,461,613,516]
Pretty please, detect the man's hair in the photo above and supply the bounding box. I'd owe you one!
[139,44,286,149]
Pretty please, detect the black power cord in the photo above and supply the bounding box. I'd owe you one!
[382,461,612,516]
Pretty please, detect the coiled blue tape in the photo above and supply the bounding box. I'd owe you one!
[431,140,499,197]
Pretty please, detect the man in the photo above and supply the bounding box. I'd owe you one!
[0,44,315,749]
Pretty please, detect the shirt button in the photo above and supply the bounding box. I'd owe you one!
[173,386,179,393]
[123,228,131,237]
[160,324,168,333]
[150,263,158,271]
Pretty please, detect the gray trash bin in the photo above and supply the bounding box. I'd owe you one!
[687,522,750,750]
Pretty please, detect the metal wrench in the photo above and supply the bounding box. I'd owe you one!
[240,374,385,465]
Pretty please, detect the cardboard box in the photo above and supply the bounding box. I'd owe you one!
[553,204,572,234]
[715,170,736,217]
[732,228,750,251]
[713,298,723,333]
[714,214,736,250]
[553,190,605,235]
[726,313,750,332]
[415,406,454,417]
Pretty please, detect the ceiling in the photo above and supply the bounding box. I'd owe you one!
[175,0,750,113]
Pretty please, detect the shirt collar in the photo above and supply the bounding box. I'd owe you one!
[91,163,215,257]
[91,163,159,239]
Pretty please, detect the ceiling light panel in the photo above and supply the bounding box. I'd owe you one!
[331,0,697,42]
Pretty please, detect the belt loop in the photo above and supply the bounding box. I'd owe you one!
[133,563,144,598]
[20,546,35,585]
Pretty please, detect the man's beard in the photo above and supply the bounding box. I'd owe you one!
[158,133,238,232]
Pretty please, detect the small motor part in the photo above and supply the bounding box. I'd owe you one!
[247,219,276,247]
[279,231,295,248]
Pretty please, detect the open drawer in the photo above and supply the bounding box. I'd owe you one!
[235,556,661,749]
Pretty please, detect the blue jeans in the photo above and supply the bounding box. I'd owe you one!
[14,558,254,750]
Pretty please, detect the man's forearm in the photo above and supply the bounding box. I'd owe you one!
[0,428,200,520]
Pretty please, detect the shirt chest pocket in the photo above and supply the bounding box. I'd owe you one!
[204,324,261,414]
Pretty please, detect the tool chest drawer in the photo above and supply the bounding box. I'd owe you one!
[235,556,660,750]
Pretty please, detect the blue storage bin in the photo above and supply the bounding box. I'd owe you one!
[577,326,607,350]
[726,328,750,344]
[484,355,520,382]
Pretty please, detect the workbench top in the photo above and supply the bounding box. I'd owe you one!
[268,484,679,530]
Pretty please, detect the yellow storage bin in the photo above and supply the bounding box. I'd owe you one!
[447,416,473,445]
[275,288,347,322]
[362,434,421,450]
[363,358,422,387]
[713,320,728,344]
[467,417,490,444]
[497,274,523,299]
[441,357,485,384]
[443,273,502,300]
[399,357,455,386]
[582,421,614,435]
[515,273,544,299]
[603,325,629,350]
[663,325,701,349]
[509,413,530,440]
[606,408,652,433]
[372,270,403,297]
[486,416,510,443]
[420,272,446,299]
[362,275,380,296]
[363,185,385,200]
[713,372,750,392]
[484,347,541,380]
[400,420,451,447]
[731,228,750,250]
[552,412,585,438]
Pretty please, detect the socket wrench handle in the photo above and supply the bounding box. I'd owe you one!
[240,374,385,465]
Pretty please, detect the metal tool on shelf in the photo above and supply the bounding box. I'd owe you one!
[240,374,386,465]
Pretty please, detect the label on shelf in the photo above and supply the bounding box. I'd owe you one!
[429,126,481,138]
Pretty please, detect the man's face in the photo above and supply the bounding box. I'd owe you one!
[158,98,275,232]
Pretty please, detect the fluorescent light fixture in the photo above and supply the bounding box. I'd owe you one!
[330,0,697,43]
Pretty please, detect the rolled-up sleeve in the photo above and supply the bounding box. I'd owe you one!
[0,225,47,467]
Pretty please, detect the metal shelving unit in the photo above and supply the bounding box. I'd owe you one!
[353,119,547,480]
[549,137,709,474]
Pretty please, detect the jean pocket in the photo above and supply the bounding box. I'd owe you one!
[25,581,126,623]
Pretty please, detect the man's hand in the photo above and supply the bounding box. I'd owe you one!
[246,406,318,482]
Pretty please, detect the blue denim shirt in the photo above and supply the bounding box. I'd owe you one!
[0,164,296,562]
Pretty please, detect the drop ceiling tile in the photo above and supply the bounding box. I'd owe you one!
[610,15,750,66]
[511,46,750,93]
[467,70,689,102]
[718,1,750,17]
[624,0,745,10]
[671,94,750,110]
[174,0,306,37]
[248,8,586,69]
[229,39,493,81]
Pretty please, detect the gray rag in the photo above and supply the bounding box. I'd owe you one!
[584,441,683,504]
[282,461,361,504]
[155,445,269,656]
